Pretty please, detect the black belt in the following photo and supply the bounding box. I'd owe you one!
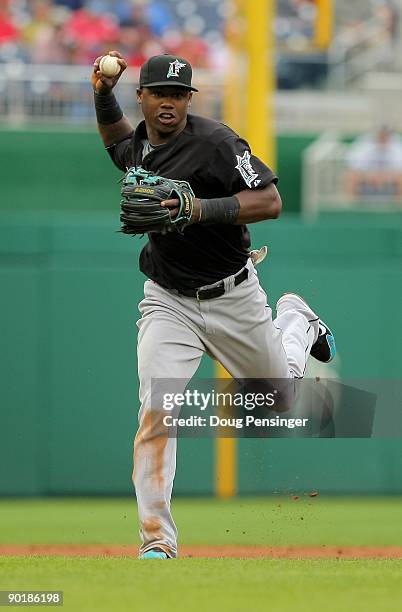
[178,267,249,301]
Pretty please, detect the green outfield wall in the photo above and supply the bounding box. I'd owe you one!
[1,210,402,496]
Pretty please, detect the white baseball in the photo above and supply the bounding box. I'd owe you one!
[99,55,120,78]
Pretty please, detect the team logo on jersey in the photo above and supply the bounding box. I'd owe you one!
[235,150,259,188]
[167,59,186,78]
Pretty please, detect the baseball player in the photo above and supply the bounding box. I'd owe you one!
[92,52,336,559]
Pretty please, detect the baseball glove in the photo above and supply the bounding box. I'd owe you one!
[120,167,195,235]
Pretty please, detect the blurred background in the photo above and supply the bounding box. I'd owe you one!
[1,0,402,500]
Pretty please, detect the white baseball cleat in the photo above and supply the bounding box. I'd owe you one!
[277,293,336,363]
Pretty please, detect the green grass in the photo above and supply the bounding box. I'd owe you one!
[1,557,402,612]
[1,497,402,611]
[1,496,402,546]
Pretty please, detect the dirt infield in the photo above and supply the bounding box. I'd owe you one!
[1,545,402,559]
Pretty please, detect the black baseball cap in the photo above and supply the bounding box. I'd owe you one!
[139,54,198,91]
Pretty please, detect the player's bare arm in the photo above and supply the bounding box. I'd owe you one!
[92,51,134,147]
[229,183,282,224]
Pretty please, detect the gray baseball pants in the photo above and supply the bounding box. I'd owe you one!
[133,258,319,557]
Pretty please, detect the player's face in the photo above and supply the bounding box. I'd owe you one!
[137,86,192,144]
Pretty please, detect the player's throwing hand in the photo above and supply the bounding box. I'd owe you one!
[92,50,127,95]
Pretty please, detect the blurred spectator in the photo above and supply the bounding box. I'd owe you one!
[119,25,164,68]
[0,1,20,44]
[62,2,120,64]
[345,125,402,198]
[119,25,148,68]
[0,0,25,63]
[371,0,400,66]
[118,1,163,67]
[23,0,69,64]
[373,0,399,45]
[120,0,175,37]
[146,1,175,36]
[163,29,210,68]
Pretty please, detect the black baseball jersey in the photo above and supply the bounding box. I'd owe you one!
[108,114,277,291]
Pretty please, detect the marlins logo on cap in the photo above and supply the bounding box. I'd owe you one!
[167,59,186,79]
